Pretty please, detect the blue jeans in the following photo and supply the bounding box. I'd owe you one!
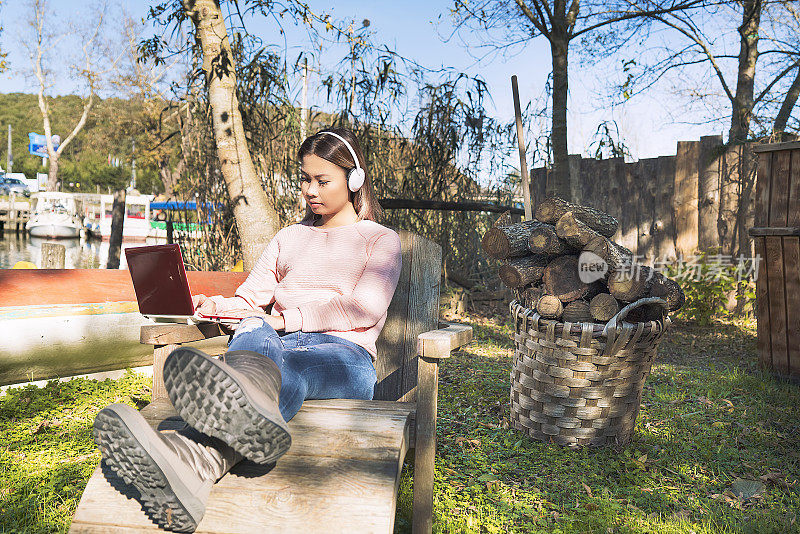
[226,316,377,422]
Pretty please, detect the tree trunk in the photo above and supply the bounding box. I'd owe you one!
[47,156,59,192]
[536,197,618,237]
[184,0,279,269]
[106,189,126,270]
[728,0,761,144]
[773,63,800,135]
[549,32,571,201]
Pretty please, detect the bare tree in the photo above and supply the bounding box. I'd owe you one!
[448,0,703,201]
[612,0,799,256]
[612,0,799,138]
[24,0,114,191]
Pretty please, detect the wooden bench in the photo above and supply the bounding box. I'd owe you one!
[70,230,472,533]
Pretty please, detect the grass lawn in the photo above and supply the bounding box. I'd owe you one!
[2,312,799,533]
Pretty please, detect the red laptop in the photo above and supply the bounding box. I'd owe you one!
[125,244,240,324]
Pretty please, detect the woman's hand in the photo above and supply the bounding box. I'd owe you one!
[192,294,216,315]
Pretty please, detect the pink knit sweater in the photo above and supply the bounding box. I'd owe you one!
[209,219,402,361]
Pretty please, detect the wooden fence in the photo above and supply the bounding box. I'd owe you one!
[528,135,769,262]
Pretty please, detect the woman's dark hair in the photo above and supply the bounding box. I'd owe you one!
[297,127,383,223]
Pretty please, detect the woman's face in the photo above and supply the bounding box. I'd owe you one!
[300,153,352,217]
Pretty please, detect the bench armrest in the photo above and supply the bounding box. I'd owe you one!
[140,323,229,345]
[417,321,472,360]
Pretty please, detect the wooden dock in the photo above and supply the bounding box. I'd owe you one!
[0,193,31,234]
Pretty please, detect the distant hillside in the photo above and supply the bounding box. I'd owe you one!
[0,92,160,193]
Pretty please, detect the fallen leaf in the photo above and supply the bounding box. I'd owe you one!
[582,483,593,497]
[709,492,741,509]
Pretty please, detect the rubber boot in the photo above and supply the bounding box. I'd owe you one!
[162,347,292,465]
[93,403,242,533]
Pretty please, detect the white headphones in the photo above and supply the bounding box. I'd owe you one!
[318,131,366,192]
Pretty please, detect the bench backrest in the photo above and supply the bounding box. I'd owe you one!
[374,230,441,403]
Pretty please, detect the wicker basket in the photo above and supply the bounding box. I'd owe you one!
[509,297,670,448]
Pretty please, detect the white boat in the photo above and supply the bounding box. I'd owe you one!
[97,193,155,240]
[26,192,85,239]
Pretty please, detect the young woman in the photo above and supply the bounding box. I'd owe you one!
[92,127,402,533]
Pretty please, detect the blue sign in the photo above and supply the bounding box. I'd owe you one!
[28,133,60,158]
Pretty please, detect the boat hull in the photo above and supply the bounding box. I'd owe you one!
[28,223,82,239]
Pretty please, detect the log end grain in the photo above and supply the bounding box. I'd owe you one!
[589,293,620,322]
[537,294,564,319]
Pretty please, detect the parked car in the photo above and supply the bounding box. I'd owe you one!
[0,176,31,197]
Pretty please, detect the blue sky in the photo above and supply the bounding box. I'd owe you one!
[0,0,712,165]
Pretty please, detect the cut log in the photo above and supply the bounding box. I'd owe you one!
[585,280,605,300]
[482,220,543,260]
[498,254,548,287]
[583,235,634,274]
[537,295,564,319]
[493,211,513,228]
[523,286,544,310]
[528,223,573,256]
[542,255,590,303]
[649,271,685,312]
[626,303,668,323]
[562,300,592,323]
[608,265,655,302]
[535,197,618,237]
[555,211,603,249]
[589,293,620,322]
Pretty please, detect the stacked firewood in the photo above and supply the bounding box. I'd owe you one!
[481,197,685,323]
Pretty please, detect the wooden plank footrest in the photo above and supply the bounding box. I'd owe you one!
[70,399,415,533]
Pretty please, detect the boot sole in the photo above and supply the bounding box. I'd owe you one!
[164,348,292,464]
[92,404,205,532]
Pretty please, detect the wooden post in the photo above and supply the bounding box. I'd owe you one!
[41,243,66,269]
[655,155,677,262]
[412,356,439,534]
[511,75,532,220]
[106,188,126,269]
[720,145,741,256]
[674,141,700,258]
[750,141,800,379]
[152,344,178,402]
[9,191,17,233]
[638,158,658,262]
[698,135,723,251]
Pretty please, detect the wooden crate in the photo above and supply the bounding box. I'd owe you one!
[750,141,800,379]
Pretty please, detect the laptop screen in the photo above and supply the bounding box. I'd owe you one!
[125,244,195,316]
